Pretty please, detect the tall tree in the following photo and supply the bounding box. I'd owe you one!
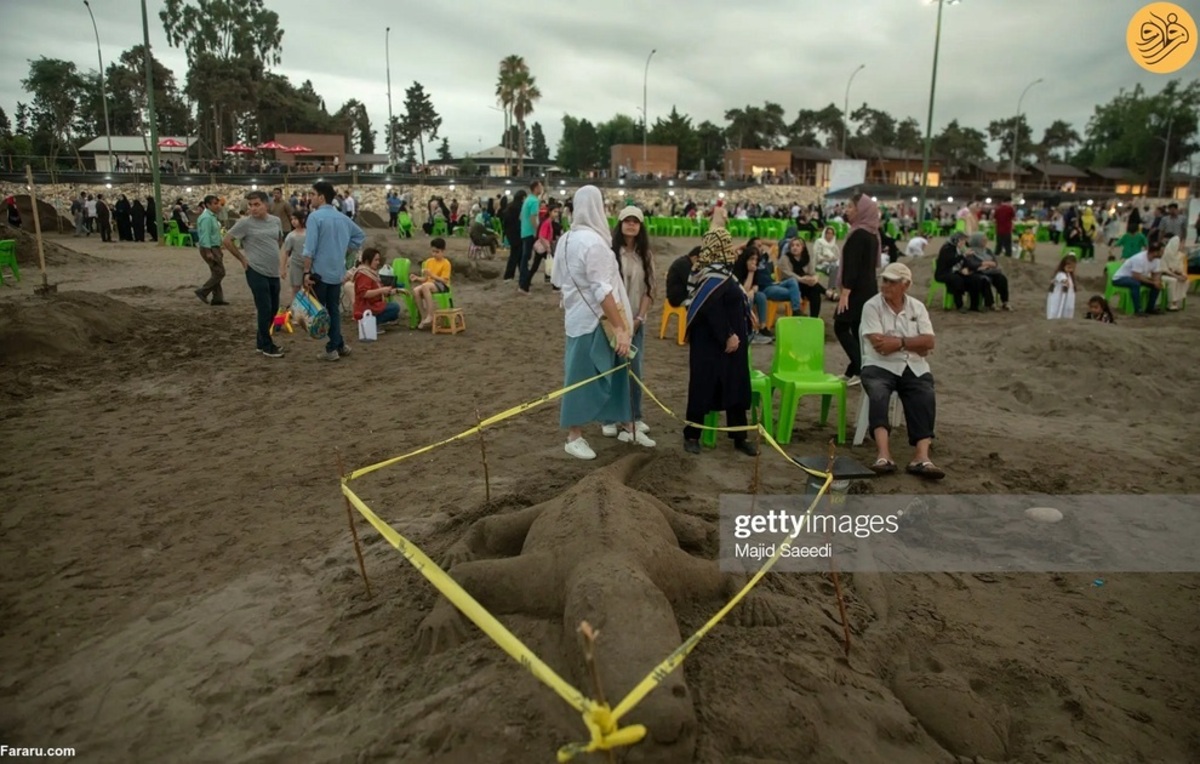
[89,45,190,140]
[848,104,898,158]
[1072,79,1200,186]
[14,103,31,136]
[21,57,88,166]
[509,62,541,175]
[495,55,526,175]
[932,119,988,178]
[529,121,550,163]
[334,99,373,153]
[1038,120,1081,163]
[400,81,440,165]
[695,120,726,173]
[160,0,283,154]
[724,102,787,149]
[256,74,337,138]
[986,115,1034,164]
[649,106,701,169]
[436,137,452,161]
[787,104,844,148]
[0,108,10,138]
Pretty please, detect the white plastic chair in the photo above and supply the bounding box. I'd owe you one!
[853,390,904,446]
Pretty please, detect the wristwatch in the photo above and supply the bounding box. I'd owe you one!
[900,337,907,350]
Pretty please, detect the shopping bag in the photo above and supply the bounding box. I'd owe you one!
[292,288,330,340]
[358,309,378,341]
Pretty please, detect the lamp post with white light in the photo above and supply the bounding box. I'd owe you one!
[642,49,656,165]
[916,0,961,227]
[1009,78,1043,188]
[842,64,865,155]
[83,0,114,173]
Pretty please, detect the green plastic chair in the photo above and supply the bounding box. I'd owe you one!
[391,256,420,328]
[397,212,414,238]
[164,219,193,247]
[0,239,19,285]
[926,277,956,310]
[431,218,448,237]
[1061,245,1084,260]
[1103,260,1137,316]
[700,348,772,448]
[770,316,847,445]
[921,220,939,237]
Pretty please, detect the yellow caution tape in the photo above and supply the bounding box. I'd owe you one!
[342,361,838,761]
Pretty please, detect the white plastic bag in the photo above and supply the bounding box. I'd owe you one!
[358,309,378,341]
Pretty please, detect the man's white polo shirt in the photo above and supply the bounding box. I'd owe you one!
[860,293,934,377]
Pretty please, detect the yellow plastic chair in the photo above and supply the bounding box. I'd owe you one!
[659,301,687,345]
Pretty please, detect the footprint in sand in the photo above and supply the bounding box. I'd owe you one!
[1008,381,1033,405]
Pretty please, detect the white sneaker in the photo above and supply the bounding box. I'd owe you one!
[618,430,656,448]
[635,420,650,434]
[844,375,861,387]
[601,424,619,438]
[565,438,597,460]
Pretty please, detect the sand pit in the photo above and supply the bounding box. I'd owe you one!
[0,291,140,364]
[0,232,1197,763]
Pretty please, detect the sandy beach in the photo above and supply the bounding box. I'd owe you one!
[0,226,1198,763]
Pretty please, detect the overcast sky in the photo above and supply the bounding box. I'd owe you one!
[3,0,1198,159]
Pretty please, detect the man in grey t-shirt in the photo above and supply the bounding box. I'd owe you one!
[224,190,285,357]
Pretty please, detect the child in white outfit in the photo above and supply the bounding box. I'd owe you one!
[1046,254,1077,319]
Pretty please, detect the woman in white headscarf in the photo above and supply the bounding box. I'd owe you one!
[551,186,652,460]
[1160,235,1188,311]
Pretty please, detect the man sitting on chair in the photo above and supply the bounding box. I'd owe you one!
[859,262,944,480]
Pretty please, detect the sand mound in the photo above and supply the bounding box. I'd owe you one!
[357,209,388,228]
[0,223,95,268]
[0,291,140,364]
[9,195,74,233]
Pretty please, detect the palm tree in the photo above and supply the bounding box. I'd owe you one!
[511,71,541,177]
[495,55,525,177]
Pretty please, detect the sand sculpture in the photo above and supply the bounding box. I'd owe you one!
[415,453,780,762]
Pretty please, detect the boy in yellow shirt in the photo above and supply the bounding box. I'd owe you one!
[412,237,452,329]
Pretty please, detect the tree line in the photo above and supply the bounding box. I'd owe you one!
[2,0,1196,185]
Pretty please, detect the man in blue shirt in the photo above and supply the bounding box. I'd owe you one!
[516,179,543,294]
[302,181,366,361]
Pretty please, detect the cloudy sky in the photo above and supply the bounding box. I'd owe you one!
[3,0,1198,159]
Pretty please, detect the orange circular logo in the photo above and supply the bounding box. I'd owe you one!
[1128,2,1197,73]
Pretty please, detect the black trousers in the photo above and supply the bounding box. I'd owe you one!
[996,232,1013,257]
[834,300,866,377]
[860,365,935,446]
[503,236,522,280]
[245,268,280,351]
[683,402,748,444]
[798,281,823,316]
[984,272,1009,304]
[943,272,971,309]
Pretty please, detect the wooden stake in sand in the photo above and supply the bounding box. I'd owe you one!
[336,450,373,600]
[577,621,617,764]
[824,438,853,658]
[475,403,491,503]
[25,165,56,297]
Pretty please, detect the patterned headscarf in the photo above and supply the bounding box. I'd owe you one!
[698,228,738,267]
[848,193,882,251]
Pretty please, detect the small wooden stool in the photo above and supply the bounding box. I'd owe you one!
[432,308,466,335]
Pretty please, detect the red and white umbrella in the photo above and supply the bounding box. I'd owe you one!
[225,143,256,154]
[157,137,187,148]
[283,144,313,154]
[258,140,287,150]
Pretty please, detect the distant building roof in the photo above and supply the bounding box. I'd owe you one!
[1087,166,1140,181]
[1027,162,1086,177]
[468,144,530,161]
[971,160,1029,176]
[77,136,196,153]
[788,146,848,161]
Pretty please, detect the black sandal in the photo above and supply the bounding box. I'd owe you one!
[906,461,945,480]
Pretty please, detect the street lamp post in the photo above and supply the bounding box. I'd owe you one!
[842,64,865,155]
[140,0,162,246]
[1157,114,1173,199]
[385,27,395,170]
[83,0,114,173]
[642,48,656,166]
[1009,78,1043,188]
[916,0,960,227]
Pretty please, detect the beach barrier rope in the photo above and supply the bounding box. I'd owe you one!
[340,362,835,761]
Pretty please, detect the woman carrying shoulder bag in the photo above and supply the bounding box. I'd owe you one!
[551,186,653,460]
